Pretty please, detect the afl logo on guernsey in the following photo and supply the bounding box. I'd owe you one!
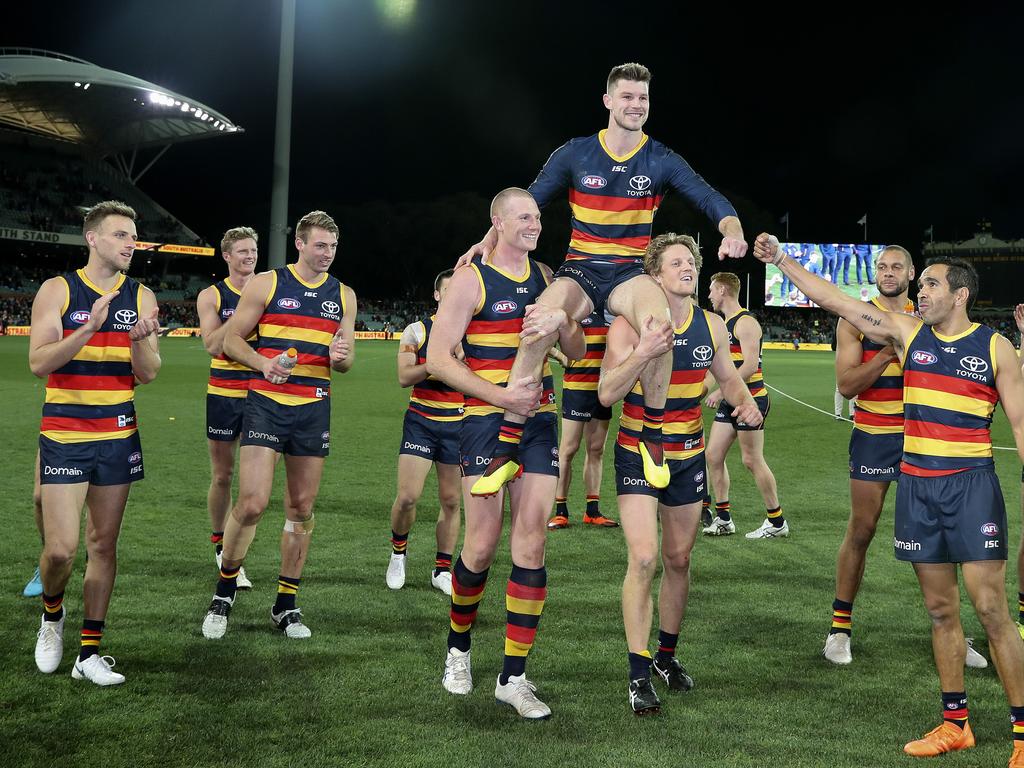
[221,308,235,318]
[277,298,301,310]
[981,522,999,536]
[70,310,91,325]
[115,309,138,325]
[581,175,607,189]
[492,300,518,314]
[911,350,937,365]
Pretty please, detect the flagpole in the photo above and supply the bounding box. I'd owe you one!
[862,215,868,243]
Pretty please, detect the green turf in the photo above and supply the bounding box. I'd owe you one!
[1,337,1021,768]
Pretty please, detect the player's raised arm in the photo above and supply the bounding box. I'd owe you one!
[753,233,916,353]
[993,334,1024,463]
[598,314,673,407]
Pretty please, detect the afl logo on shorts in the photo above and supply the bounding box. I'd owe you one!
[581,175,607,189]
[911,350,937,365]
[70,310,91,325]
[321,301,340,315]
[492,300,518,314]
[128,452,142,464]
[115,309,138,325]
[321,431,330,441]
[221,308,235,318]
[981,522,1000,536]
[277,298,301,310]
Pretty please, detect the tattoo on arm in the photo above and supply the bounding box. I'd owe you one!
[861,312,881,327]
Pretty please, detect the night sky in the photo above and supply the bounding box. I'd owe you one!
[5,2,1023,295]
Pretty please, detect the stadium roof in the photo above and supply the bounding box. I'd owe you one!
[0,48,243,156]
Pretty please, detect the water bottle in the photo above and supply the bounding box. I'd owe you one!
[270,348,297,384]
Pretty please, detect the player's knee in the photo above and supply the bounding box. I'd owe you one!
[461,542,498,571]
[233,496,267,525]
[86,535,117,562]
[33,491,42,514]
[972,594,1010,632]
[211,466,234,488]
[586,439,606,460]
[662,548,691,574]
[561,442,580,462]
[847,521,877,550]
[394,493,418,515]
[741,452,763,472]
[627,550,658,580]
[42,544,76,571]
[287,496,317,520]
[923,600,958,627]
[439,493,461,516]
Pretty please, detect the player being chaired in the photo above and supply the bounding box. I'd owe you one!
[201,210,356,641]
[458,62,746,497]
[386,269,464,596]
[427,187,584,719]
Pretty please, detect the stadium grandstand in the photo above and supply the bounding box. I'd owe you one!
[0,48,242,326]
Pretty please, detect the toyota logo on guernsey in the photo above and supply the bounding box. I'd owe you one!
[960,356,988,373]
[492,300,518,314]
[277,298,301,310]
[70,310,91,324]
[692,345,713,362]
[115,309,138,325]
[322,301,340,315]
[629,175,652,191]
[911,350,937,365]
[581,175,607,189]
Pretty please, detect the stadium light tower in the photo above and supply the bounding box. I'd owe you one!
[268,0,296,269]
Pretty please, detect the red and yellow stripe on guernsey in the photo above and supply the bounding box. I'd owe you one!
[409,318,463,422]
[903,372,996,465]
[42,272,139,443]
[617,369,707,460]
[726,311,766,398]
[208,282,256,397]
[853,298,915,435]
[617,307,714,461]
[248,267,340,407]
[851,346,905,434]
[462,315,555,417]
[505,581,546,657]
[562,325,607,392]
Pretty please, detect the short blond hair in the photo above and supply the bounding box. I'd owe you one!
[607,62,651,94]
[221,226,258,254]
[490,187,534,219]
[83,200,136,237]
[644,232,701,276]
[710,272,741,296]
[296,210,339,242]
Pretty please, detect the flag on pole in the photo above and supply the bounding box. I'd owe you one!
[924,225,934,238]
[779,212,789,224]
[856,214,867,226]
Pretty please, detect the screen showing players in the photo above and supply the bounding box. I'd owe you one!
[764,243,887,308]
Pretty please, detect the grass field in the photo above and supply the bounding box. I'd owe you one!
[1,336,1022,768]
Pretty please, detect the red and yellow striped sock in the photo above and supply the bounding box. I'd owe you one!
[448,557,488,652]
[830,598,853,636]
[42,591,64,622]
[501,563,547,683]
[79,618,104,661]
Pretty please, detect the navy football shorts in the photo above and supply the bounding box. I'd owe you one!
[894,467,1006,563]
[39,432,144,486]
[240,391,331,457]
[460,412,558,478]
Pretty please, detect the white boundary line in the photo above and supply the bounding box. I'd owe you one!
[765,383,1017,452]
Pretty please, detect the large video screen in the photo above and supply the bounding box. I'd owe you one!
[764,243,887,308]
